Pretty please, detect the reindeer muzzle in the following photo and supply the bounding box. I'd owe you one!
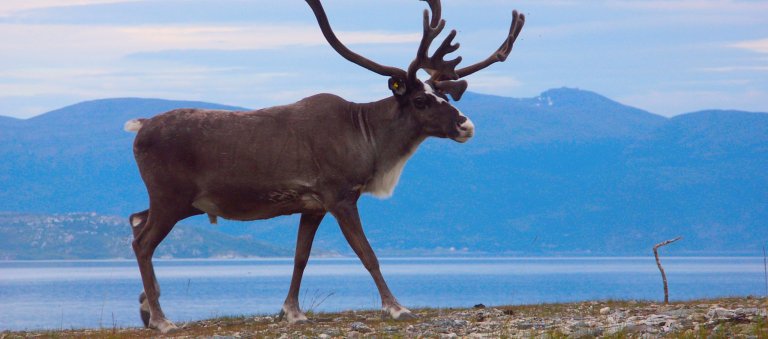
[453,114,475,143]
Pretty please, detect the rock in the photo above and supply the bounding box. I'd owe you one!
[318,334,330,339]
[661,319,681,333]
[707,307,738,320]
[381,325,400,334]
[253,316,274,323]
[324,328,342,337]
[473,304,486,309]
[691,312,707,322]
[349,322,371,333]
[516,322,534,330]
[599,307,611,315]
[440,333,458,339]
[603,324,625,336]
[454,319,469,327]
[571,327,603,338]
[735,307,761,316]
[430,318,469,332]
[663,308,693,317]
[644,314,670,326]
[569,320,588,328]
[346,331,360,339]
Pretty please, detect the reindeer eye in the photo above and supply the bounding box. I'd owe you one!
[413,96,427,109]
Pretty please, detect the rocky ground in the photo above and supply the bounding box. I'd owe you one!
[3,297,766,338]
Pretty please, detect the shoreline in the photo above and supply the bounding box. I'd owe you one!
[4,297,766,338]
[1,255,765,262]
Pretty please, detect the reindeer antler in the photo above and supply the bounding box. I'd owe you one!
[407,0,462,85]
[306,0,524,100]
[456,10,525,78]
[305,0,407,80]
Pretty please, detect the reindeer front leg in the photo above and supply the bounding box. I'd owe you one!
[280,212,325,324]
[330,200,415,320]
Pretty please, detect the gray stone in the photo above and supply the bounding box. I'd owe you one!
[570,327,603,338]
[707,307,737,320]
[623,323,648,334]
[663,308,694,317]
[381,325,400,334]
[349,322,371,333]
[323,328,342,337]
[516,322,534,330]
[570,320,589,328]
[644,314,670,326]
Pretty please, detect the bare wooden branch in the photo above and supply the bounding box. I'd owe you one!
[654,236,682,304]
[762,244,767,298]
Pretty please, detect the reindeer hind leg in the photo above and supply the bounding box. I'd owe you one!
[131,205,201,333]
[128,209,151,327]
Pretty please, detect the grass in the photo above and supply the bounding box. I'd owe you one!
[2,297,765,338]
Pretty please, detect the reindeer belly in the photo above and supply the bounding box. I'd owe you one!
[192,189,324,221]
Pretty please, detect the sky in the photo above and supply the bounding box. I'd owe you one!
[0,0,766,119]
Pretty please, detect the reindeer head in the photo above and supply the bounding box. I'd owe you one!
[306,0,525,143]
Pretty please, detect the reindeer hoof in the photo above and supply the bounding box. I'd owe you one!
[150,318,178,333]
[279,306,309,324]
[383,304,416,320]
[139,292,150,328]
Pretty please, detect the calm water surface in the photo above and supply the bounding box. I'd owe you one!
[0,257,764,330]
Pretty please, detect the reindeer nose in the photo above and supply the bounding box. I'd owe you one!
[453,113,475,143]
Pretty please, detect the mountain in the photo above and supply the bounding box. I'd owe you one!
[0,212,292,260]
[0,90,766,257]
[0,98,247,216]
[453,88,665,149]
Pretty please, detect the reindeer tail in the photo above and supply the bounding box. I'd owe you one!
[124,118,146,132]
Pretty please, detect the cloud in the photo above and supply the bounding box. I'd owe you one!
[464,73,522,95]
[618,89,768,117]
[606,0,768,11]
[699,66,768,72]
[117,25,420,50]
[0,23,420,62]
[0,0,142,16]
[730,38,768,54]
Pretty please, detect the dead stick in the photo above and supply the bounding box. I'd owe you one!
[654,236,682,304]
[763,244,767,298]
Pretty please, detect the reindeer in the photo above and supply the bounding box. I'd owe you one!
[125,0,524,333]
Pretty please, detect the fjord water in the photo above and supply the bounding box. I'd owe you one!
[0,257,764,331]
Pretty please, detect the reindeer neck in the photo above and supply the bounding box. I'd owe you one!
[348,97,426,198]
[349,97,425,163]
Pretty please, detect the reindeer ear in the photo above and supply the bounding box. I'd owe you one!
[434,79,468,101]
[388,77,407,96]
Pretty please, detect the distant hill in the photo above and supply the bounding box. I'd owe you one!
[0,90,766,257]
[0,212,292,260]
[0,98,247,216]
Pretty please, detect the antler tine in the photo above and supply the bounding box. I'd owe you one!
[407,0,468,86]
[456,10,525,78]
[407,6,446,84]
[306,0,407,79]
[423,0,442,28]
[427,30,462,81]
